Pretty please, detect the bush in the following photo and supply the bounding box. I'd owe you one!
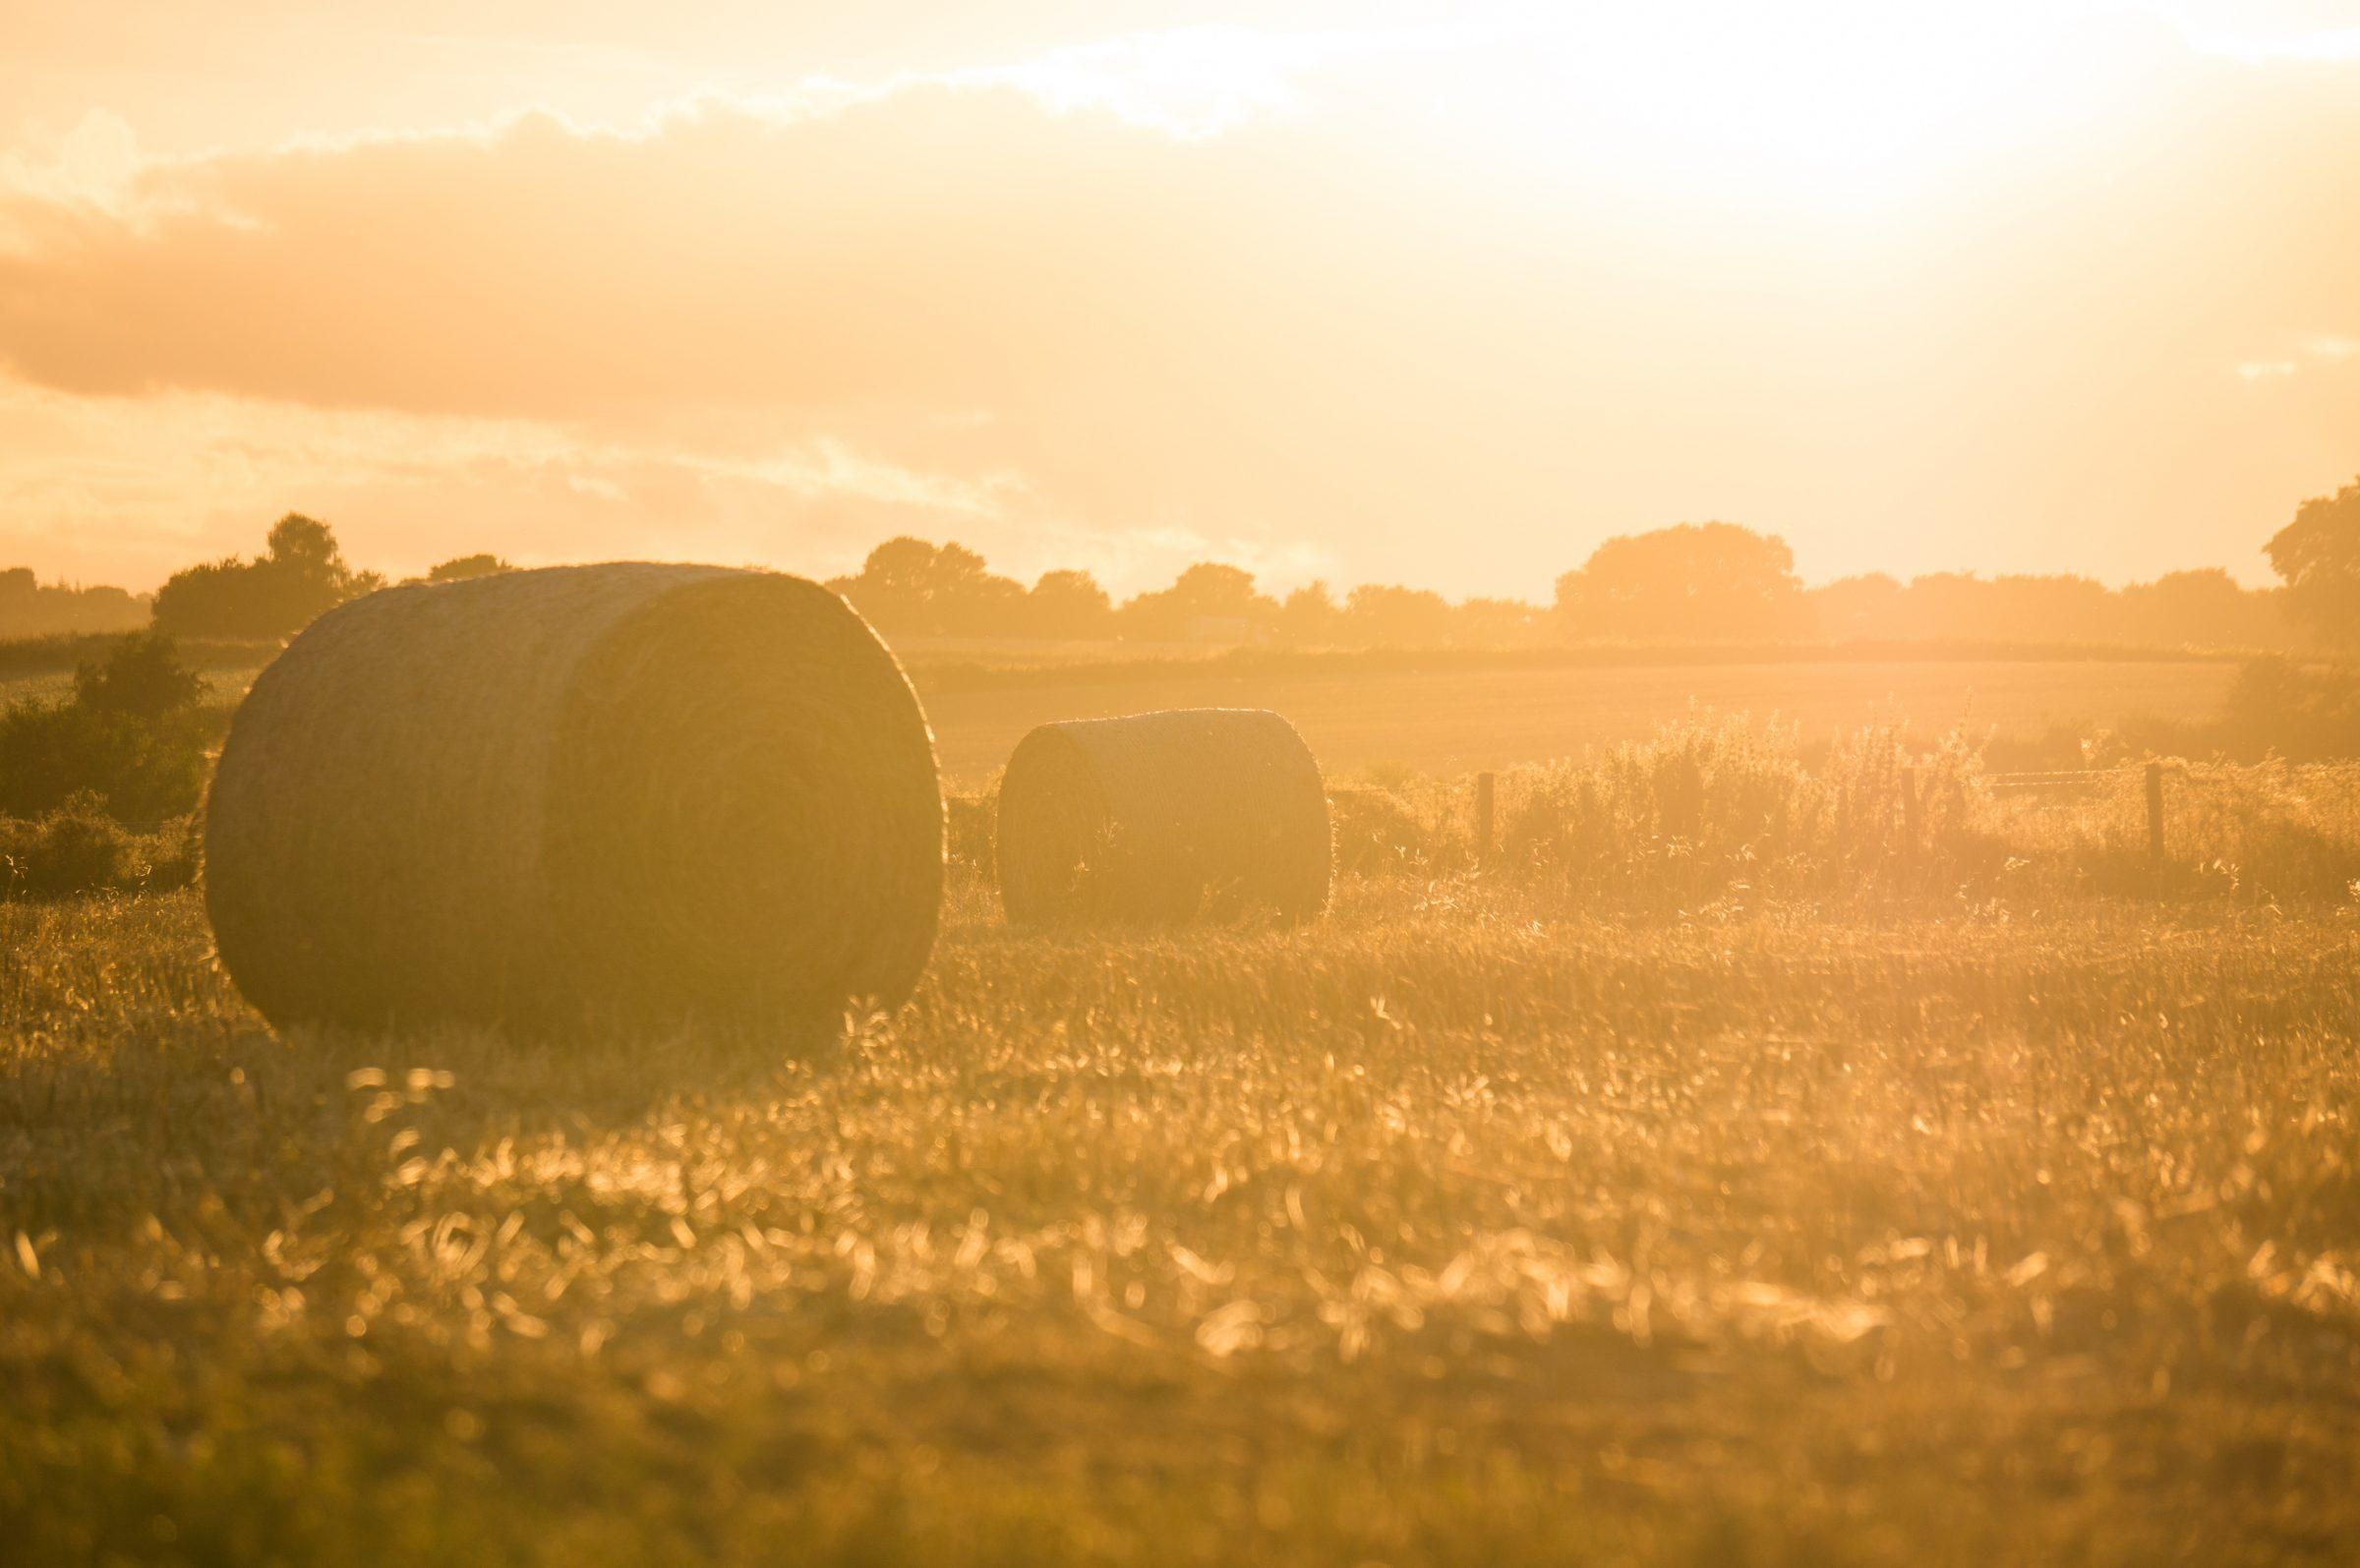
[0,797,201,901]
[2214,659,2360,761]
[142,816,202,893]
[75,628,206,718]
[0,698,213,828]
[0,793,133,899]
[1499,720,1999,905]
[1328,786,1441,877]
[0,633,215,828]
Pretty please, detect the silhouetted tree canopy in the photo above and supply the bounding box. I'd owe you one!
[9,514,2315,662]
[2268,476,2360,649]
[1557,522,1804,641]
[0,567,148,639]
[1805,566,2289,649]
[1345,583,1454,647]
[830,537,1028,636]
[150,514,383,640]
[1278,582,1342,645]
[1026,569,1114,638]
[1118,562,1277,641]
[427,553,515,583]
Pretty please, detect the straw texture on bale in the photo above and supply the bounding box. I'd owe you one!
[205,563,944,1032]
[995,708,1329,925]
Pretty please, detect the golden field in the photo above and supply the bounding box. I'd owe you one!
[6,743,2360,1565]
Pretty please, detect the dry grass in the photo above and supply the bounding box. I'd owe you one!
[6,855,2360,1563]
[1319,725,2360,912]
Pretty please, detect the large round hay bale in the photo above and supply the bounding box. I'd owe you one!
[995,709,1329,925]
[204,563,943,1032]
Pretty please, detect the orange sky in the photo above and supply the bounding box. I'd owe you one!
[2,1,2357,598]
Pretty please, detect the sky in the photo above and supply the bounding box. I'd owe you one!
[2,1,2357,599]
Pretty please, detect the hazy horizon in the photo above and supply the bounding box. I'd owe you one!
[5,1,2357,599]
[0,517,2333,606]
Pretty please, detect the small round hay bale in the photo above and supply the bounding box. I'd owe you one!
[995,708,1328,925]
[204,563,943,1032]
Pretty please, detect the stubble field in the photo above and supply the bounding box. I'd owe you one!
[6,864,2359,1565]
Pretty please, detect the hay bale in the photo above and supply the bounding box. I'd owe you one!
[204,563,943,1032]
[995,708,1328,925]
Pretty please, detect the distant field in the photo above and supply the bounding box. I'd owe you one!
[919,658,2240,784]
[1,643,2240,785]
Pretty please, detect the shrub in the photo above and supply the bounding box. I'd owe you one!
[1495,719,2021,907]
[0,633,214,828]
[0,697,213,828]
[2214,659,2360,761]
[142,816,203,893]
[1328,786,1436,877]
[75,628,206,718]
[0,792,134,900]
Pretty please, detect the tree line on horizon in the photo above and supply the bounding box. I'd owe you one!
[0,568,148,641]
[824,501,2355,653]
[5,479,2357,651]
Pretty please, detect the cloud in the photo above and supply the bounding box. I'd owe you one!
[0,83,1549,588]
[0,88,1292,417]
[0,111,186,241]
[948,21,1467,139]
[2,23,2359,597]
[0,370,1030,585]
[0,366,1342,595]
[2231,333,2360,380]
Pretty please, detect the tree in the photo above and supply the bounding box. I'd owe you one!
[832,537,1028,636]
[1027,569,1114,638]
[1555,522,1804,642]
[926,544,1026,635]
[1278,582,1343,646]
[1344,583,1454,647]
[151,514,380,640]
[0,567,148,639]
[2117,569,2288,650]
[2267,476,2360,649]
[428,553,515,583]
[1119,562,1276,641]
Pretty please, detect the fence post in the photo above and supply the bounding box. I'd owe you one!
[2146,761,2165,886]
[1475,772,1497,870]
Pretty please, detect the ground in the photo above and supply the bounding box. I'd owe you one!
[6,882,2358,1565]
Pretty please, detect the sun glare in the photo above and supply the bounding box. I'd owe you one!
[1411,2,2144,213]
